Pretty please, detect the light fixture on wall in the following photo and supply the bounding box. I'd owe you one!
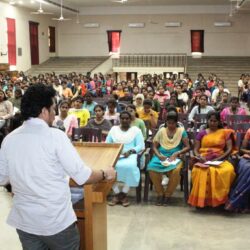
[164,22,182,27]
[214,21,232,27]
[0,52,8,56]
[84,23,100,28]
[128,23,145,28]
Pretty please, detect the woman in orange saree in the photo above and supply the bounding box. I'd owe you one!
[188,111,236,208]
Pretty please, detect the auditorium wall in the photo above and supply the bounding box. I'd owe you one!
[1,1,250,72]
[0,2,56,71]
[57,13,250,57]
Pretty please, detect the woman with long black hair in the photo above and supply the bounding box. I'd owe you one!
[188,94,214,122]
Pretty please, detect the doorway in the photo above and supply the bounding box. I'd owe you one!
[29,21,39,65]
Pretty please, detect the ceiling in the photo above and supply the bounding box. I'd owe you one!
[66,0,230,7]
[2,0,250,15]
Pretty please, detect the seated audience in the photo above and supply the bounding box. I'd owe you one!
[53,100,78,137]
[153,85,169,108]
[68,96,90,127]
[126,104,147,140]
[211,82,230,104]
[188,94,214,122]
[72,79,84,98]
[62,81,73,99]
[176,84,189,105]
[113,83,124,98]
[147,90,161,112]
[82,92,97,116]
[104,99,120,124]
[9,88,22,112]
[238,74,245,100]
[106,111,145,207]
[0,89,13,130]
[137,99,158,130]
[119,87,133,103]
[188,111,236,208]
[165,92,184,113]
[134,93,144,112]
[147,111,190,205]
[86,104,112,134]
[220,96,247,124]
[225,128,250,212]
[214,91,230,112]
[141,87,148,99]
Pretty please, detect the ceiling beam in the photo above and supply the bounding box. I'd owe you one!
[44,0,79,13]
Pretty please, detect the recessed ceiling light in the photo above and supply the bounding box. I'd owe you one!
[18,0,23,4]
[9,0,16,4]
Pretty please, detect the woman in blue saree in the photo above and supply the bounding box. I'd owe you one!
[225,128,250,212]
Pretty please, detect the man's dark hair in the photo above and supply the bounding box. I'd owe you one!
[120,111,132,120]
[74,96,83,103]
[230,96,239,103]
[21,83,56,121]
[143,99,153,106]
[107,98,117,107]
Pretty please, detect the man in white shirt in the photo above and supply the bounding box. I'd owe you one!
[0,84,116,250]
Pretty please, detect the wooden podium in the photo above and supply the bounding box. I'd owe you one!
[70,142,123,250]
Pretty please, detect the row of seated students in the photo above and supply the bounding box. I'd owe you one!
[105,109,250,211]
[0,71,250,213]
[1,70,249,122]
[53,92,250,211]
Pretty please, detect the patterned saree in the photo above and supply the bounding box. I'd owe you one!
[188,129,236,208]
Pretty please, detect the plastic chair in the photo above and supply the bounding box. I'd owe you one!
[72,127,102,142]
[232,122,250,133]
[226,115,250,129]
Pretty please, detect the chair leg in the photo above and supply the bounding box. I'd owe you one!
[136,177,141,203]
[180,174,184,191]
[143,171,150,202]
[183,171,189,203]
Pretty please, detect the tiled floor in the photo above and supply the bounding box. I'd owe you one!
[1,187,250,250]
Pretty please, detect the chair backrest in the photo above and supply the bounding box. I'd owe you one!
[178,113,188,123]
[226,115,250,128]
[143,120,151,139]
[232,123,250,133]
[72,127,102,142]
[117,102,127,112]
[178,113,189,130]
[187,131,196,151]
[118,100,131,106]
[193,113,207,132]
[92,97,108,107]
[236,131,250,153]
[194,113,207,123]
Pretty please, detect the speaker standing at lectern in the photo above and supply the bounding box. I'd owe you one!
[0,84,116,250]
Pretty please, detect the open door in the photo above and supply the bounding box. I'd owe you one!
[29,21,39,65]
